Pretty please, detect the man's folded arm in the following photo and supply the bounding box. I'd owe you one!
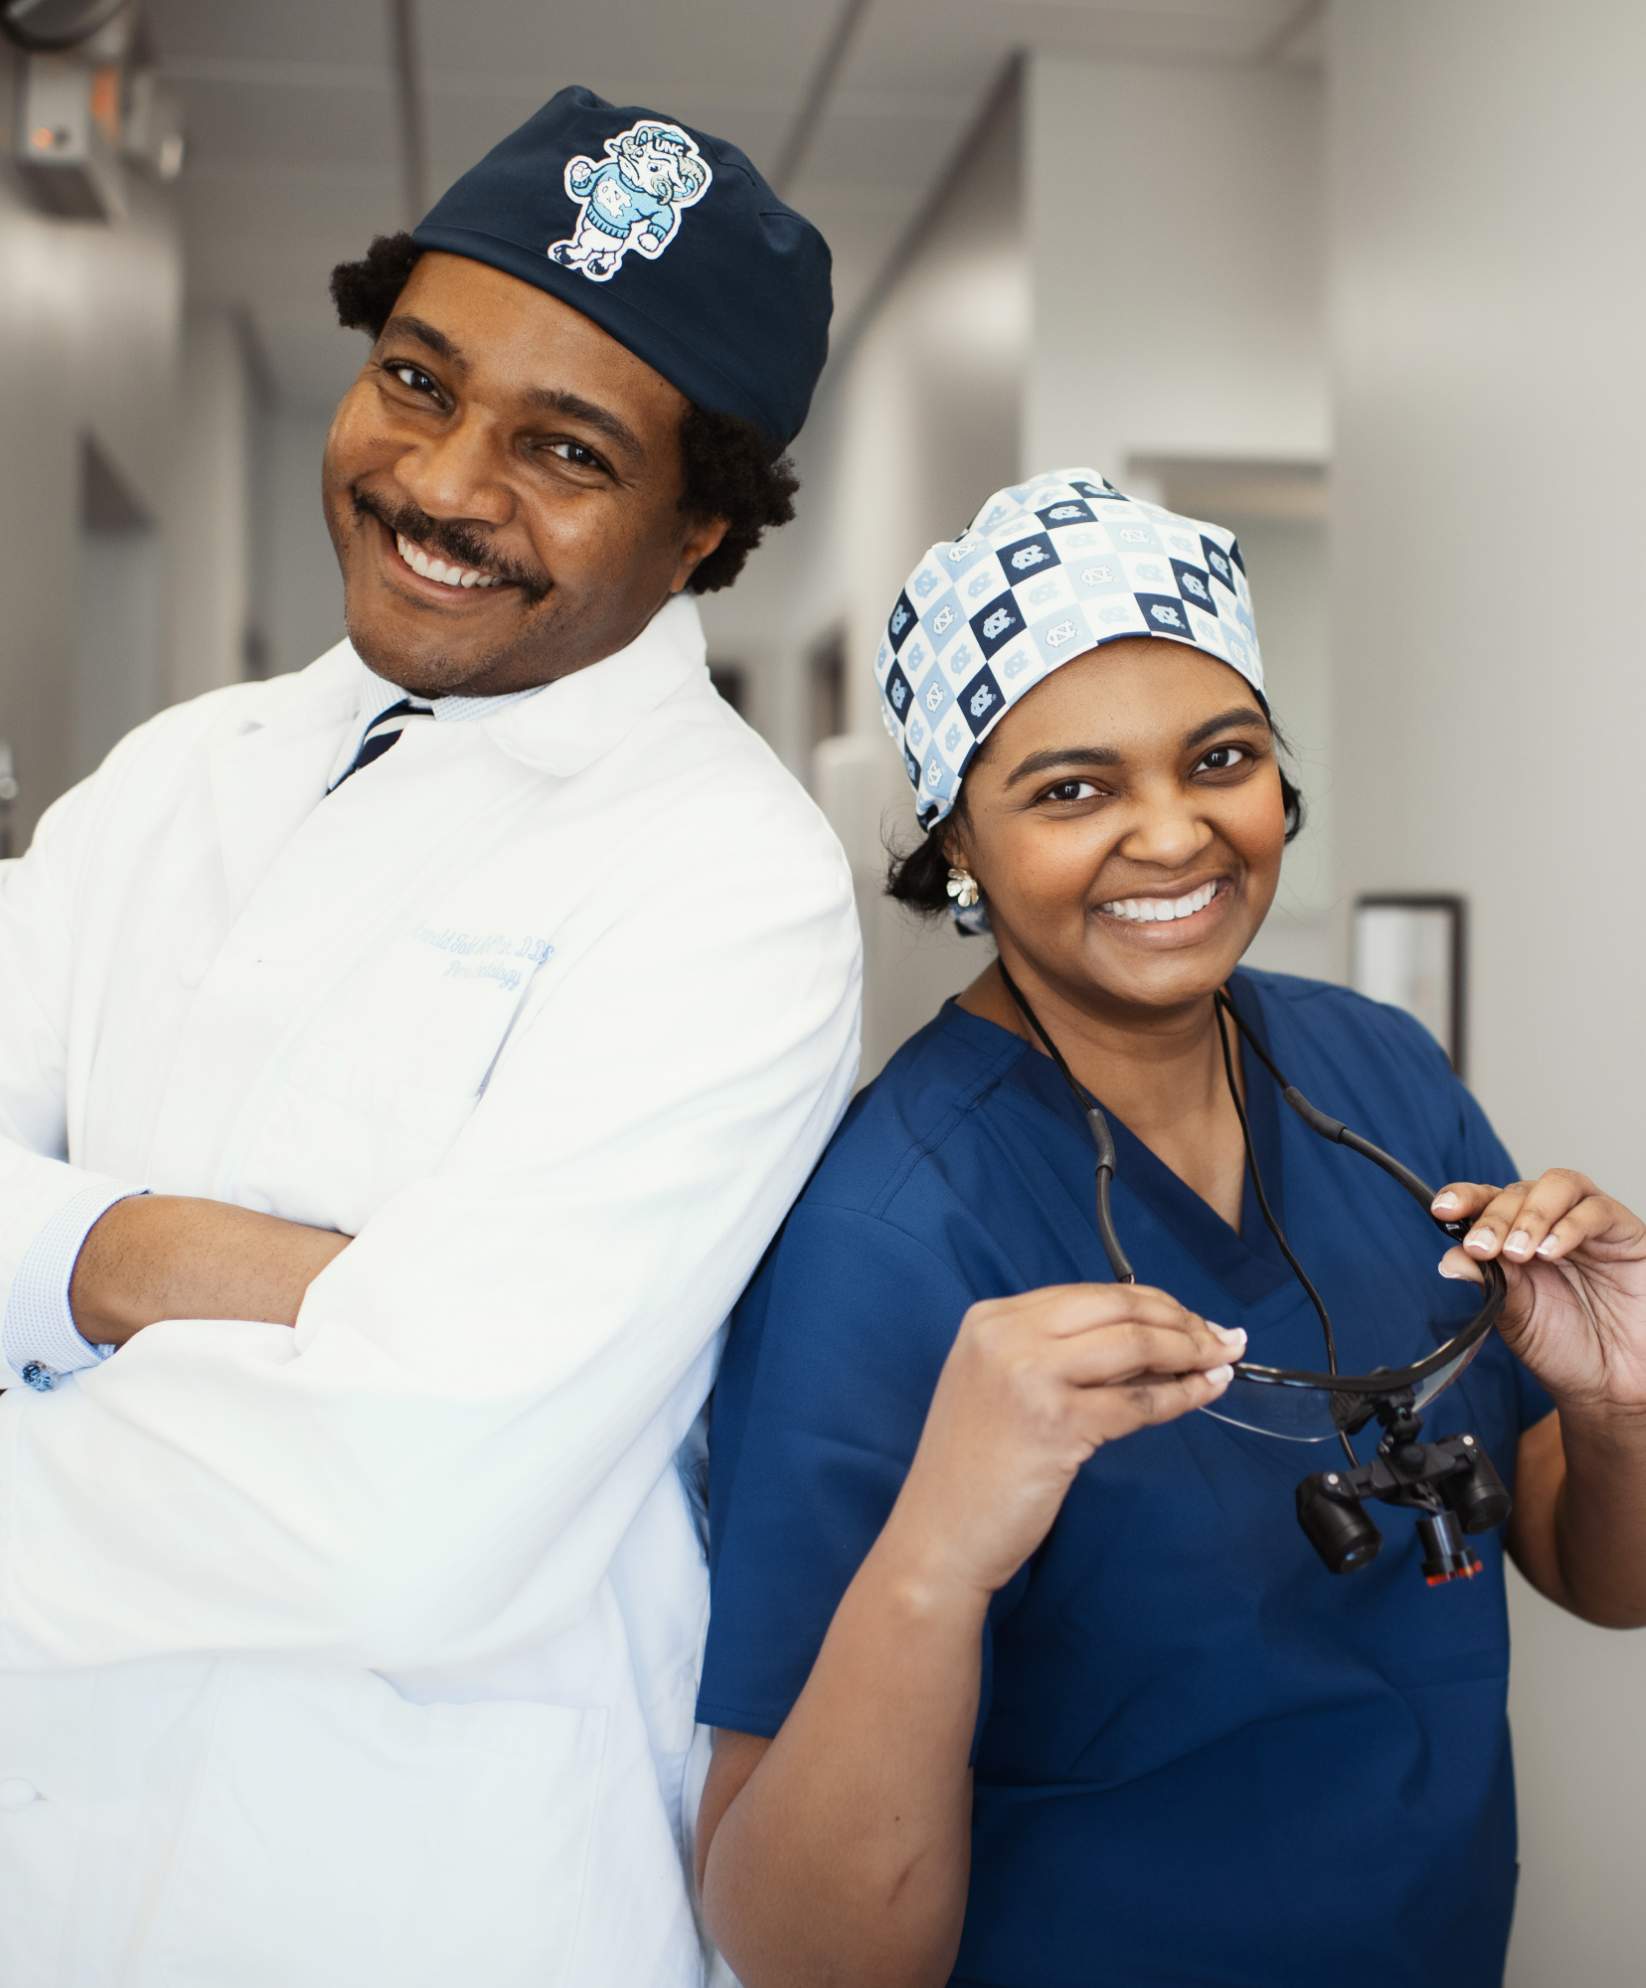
[68,1195,351,1347]
[0,820,862,1677]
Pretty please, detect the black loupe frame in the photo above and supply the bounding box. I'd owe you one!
[996,963,1508,1432]
[1206,988,1506,1429]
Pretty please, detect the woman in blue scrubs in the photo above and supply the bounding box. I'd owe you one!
[693,472,1646,1988]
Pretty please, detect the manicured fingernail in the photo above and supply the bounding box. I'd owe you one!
[1505,1229,1533,1258]
[1536,1234,1561,1257]
[1210,1322,1247,1351]
[1432,1192,1460,1213]
[1465,1228,1494,1252]
[1205,1364,1234,1387]
[1438,1258,1469,1280]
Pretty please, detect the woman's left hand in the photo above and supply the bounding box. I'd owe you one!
[1433,1170,1646,1414]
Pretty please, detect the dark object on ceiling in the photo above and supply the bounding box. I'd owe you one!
[0,0,131,54]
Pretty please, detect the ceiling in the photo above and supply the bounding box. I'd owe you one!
[143,0,1322,413]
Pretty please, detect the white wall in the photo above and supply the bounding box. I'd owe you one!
[1216,511,1335,979]
[1022,54,1327,478]
[1021,54,1337,982]
[701,69,1029,1078]
[1328,2,1646,1976]
[73,509,167,776]
[254,403,346,680]
[162,309,255,705]
[0,37,184,840]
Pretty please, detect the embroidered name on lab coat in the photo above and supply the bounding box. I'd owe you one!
[415,926,555,993]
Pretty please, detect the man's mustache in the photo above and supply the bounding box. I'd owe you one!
[353,491,552,604]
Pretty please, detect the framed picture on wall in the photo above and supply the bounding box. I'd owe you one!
[1351,894,1468,1076]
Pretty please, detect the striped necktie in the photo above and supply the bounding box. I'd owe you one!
[329,698,434,794]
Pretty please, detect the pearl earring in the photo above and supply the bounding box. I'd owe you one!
[946,867,981,910]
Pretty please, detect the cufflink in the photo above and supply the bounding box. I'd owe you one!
[20,1363,56,1393]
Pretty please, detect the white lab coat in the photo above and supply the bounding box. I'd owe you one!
[0,595,861,1987]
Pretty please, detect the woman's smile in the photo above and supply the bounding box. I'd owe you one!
[1093,873,1235,944]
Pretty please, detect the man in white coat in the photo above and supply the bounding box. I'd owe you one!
[0,86,859,1987]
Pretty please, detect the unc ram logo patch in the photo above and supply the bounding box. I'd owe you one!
[549,120,712,284]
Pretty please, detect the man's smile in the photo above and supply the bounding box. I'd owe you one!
[355,503,552,617]
[369,515,516,611]
[346,478,559,602]
[393,530,505,590]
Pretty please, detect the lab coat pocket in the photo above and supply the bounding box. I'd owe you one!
[233,945,548,1231]
[328,950,531,1139]
[137,1665,607,1988]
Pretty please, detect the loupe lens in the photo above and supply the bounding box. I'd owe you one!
[1419,1508,1482,1585]
[1200,1320,1491,1445]
[1296,1474,1382,1573]
[1201,1373,1360,1443]
[1445,1440,1512,1534]
[1407,1327,1490,1410]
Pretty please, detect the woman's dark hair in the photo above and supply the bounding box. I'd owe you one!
[886,721,1307,924]
[328,232,798,593]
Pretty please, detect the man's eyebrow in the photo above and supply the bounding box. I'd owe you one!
[1003,706,1270,788]
[520,385,644,461]
[375,323,645,461]
[380,314,463,368]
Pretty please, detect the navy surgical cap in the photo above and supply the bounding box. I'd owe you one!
[411,84,831,452]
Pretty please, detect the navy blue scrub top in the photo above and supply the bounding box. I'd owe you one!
[699,971,1554,1988]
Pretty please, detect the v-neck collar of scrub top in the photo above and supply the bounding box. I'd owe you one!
[936,970,1300,1311]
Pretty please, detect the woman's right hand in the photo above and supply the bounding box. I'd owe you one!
[887,1284,1243,1603]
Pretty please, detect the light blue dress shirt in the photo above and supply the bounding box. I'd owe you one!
[2,1181,145,1389]
[2,673,546,1390]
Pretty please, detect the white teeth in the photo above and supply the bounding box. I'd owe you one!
[394,532,502,590]
[1100,880,1221,924]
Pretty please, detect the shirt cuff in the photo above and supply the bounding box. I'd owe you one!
[2,1181,149,1392]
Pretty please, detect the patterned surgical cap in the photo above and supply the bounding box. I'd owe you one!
[876,469,1264,827]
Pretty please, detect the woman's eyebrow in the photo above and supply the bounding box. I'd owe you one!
[1005,706,1270,788]
[1005,745,1121,788]
[1184,705,1270,749]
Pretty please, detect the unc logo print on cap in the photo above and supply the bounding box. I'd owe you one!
[548,120,712,283]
